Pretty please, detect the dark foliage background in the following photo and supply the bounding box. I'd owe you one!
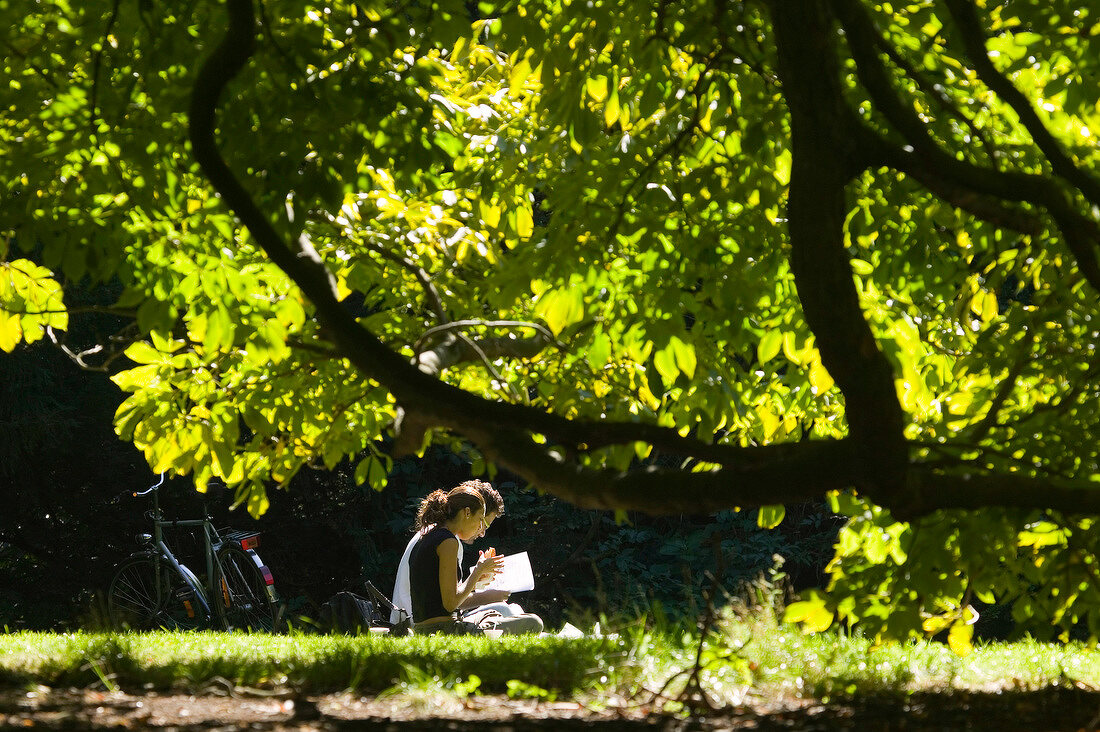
[1,338,842,630]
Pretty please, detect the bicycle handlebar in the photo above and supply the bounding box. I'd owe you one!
[132,473,166,497]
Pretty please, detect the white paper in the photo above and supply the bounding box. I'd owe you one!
[484,551,535,593]
[557,622,584,639]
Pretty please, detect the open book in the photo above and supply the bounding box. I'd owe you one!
[481,551,535,593]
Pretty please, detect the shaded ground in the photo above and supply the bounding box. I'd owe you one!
[4,686,1100,730]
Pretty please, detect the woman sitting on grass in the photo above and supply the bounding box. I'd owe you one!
[392,480,526,625]
[408,485,542,635]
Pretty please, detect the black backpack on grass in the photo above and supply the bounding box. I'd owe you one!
[318,581,411,636]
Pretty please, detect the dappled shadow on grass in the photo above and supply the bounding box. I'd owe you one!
[720,686,1100,731]
[4,686,1100,730]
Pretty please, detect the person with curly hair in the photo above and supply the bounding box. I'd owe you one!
[402,482,543,635]
[393,479,508,620]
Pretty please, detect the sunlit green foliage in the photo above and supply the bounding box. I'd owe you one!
[3,0,1100,647]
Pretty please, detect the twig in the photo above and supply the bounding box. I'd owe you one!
[413,319,562,355]
[356,240,449,324]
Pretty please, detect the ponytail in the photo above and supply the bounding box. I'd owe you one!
[414,484,485,531]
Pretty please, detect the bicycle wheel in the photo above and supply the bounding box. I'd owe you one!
[216,546,279,631]
[107,556,205,630]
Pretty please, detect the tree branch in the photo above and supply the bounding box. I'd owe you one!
[910,467,1100,516]
[358,239,448,324]
[835,0,1100,292]
[47,324,138,373]
[189,0,844,490]
[189,0,1100,522]
[466,426,860,513]
[872,32,999,166]
[413,320,561,375]
[942,0,1100,209]
[769,0,909,507]
[863,134,1044,236]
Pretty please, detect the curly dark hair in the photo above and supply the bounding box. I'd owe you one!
[454,479,505,518]
[414,484,485,531]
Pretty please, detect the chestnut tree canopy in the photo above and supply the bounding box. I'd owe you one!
[3,0,1100,647]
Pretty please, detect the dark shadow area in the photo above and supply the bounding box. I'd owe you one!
[3,687,1100,730]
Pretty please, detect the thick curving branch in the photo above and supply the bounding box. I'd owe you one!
[188,0,857,511]
[863,133,1043,236]
[835,0,1100,293]
[909,467,1100,516]
[188,0,1100,520]
[942,0,1100,209]
[768,0,909,507]
[466,427,861,513]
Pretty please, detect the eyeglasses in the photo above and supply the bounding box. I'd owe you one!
[480,517,490,531]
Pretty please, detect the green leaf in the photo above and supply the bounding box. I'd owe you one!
[211,438,235,479]
[781,332,801,364]
[585,76,608,102]
[355,456,371,486]
[1018,522,1069,548]
[669,336,696,379]
[480,200,501,228]
[587,331,611,369]
[515,205,534,239]
[136,298,175,334]
[981,290,998,321]
[203,305,235,352]
[0,310,22,352]
[757,504,785,529]
[355,455,390,491]
[921,615,952,635]
[850,258,873,275]
[124,341,166,365]
[246,484,270,519]
[509,53,532,90]
[110,364,163,391]
[783,593,833,632]
[653,345,679,386]
[809,360,834,393]
[536,288,584,336]
[947,622,974,657]
[604,87,620,127]
[758,330,782,363]
[274,297,306,332]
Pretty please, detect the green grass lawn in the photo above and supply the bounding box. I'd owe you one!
[4,611,1100,707]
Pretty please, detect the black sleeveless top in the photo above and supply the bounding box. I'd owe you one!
[409,525,460,621]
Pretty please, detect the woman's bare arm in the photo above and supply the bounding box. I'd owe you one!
[437,538,502,612]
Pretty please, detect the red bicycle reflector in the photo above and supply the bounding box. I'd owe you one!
[260,566,275,586]
[239,535,260,550]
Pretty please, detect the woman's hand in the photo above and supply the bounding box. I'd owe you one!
[472,550,504,586]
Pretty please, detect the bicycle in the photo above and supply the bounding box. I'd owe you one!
[106,475,282,632]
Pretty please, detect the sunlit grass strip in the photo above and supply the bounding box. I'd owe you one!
[715,614,1100,701]
[0,632,623,695]
[5,622,1100,702]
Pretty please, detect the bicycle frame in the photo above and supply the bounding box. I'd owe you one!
[112,474,278,631]
[136,475,271,625]
[132,474,218,623]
